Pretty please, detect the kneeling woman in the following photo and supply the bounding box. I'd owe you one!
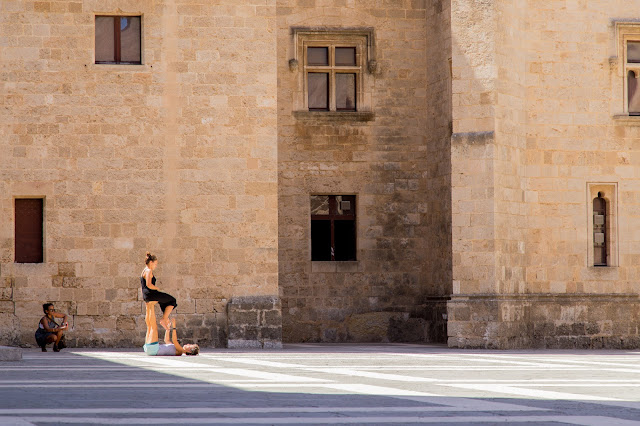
[144,301,199,356]
[141,252,177,330]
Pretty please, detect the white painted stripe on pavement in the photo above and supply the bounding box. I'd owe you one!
[322,383,439,397]
[446,383,620,401]
[202,356,302,368]
[0,404,545,415]
[390,396,548,412]
[306,367,437,382]
[0,419,36,426]
[4,416,638,424]
[203,368,328,382]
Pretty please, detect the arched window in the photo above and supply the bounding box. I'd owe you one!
[593,193,607,266]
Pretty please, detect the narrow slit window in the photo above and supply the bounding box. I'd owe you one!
[95,16,141,64]
[593,194,607,266]
[311,195,356,261]
[15,198,44,263]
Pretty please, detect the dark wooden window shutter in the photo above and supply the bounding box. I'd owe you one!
[15,198,43,263]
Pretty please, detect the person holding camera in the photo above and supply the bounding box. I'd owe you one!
[35,303,68,352]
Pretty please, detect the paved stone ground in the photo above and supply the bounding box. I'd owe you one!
[1,344,639,425]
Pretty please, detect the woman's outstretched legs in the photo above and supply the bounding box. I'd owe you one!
[145,301,159,345]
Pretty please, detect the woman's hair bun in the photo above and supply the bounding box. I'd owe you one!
[145,252,157,264]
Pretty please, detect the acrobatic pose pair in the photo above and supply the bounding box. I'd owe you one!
[141,252,199,356]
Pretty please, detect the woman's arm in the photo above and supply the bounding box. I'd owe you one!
[54,311,68,324]
[170,319,185,355]
[144,270,160,290]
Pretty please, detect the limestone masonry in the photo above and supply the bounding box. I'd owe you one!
[1,0,639,349]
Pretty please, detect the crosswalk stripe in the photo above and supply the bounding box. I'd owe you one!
[2,416,639,425]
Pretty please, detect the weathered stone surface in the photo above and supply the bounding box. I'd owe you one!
[448,294,640,349]
[1,0,278,348]
[227,296,282,349]
[0,346,22,362]
[3,0,640,350]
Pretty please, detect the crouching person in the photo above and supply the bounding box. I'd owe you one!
[35,303,68,352]
[143,302,199,356]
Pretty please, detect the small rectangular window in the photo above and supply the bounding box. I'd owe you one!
[308,73,329,110]
[628,41,640,63]
[15,198,44,263]
[335,73,356,111]
[95,16,141,64]
[310,195,356,261]
[307,47,329,66]
[335,47,356,66]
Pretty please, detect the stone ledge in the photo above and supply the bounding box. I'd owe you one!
[293,111,375,122]
[228,339,283,350]
[450,293,640,302]
[0,346,22,361]
[613,115,640,125]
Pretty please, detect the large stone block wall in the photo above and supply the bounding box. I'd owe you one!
[0,0,279,347]
[449,0,640,348]
[448,294,640,349]
[277,1,450,343]
[227,296,282,349]
[523,2,640,296]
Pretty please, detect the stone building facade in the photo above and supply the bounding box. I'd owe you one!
[1,0,639,349]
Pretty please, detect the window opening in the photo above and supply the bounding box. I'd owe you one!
[95,16,141,64]
[311,195,356,261]
[15,198,44,263]
[593,193,607,266]
[306,46,357,112]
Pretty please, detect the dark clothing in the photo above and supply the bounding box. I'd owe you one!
[35,316,57,347]
[140,275,177,314]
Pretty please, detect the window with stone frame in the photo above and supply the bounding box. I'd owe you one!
[306,46,358,111]
[587,183,617,268]
[95,16,141,64]
[291,28,375,117]
[615,23,640,116]
[310,195,356,261]
[15,198,44,263]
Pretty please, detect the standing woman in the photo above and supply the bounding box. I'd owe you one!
[141,252,177,330]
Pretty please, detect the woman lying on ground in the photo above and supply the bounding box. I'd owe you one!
[143,301,199,356]
[35,303,68,352]
[140,251,177,330]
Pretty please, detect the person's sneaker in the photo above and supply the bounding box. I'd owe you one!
[57,339,66,350]
[53,344,60,352]
[41,346,47,352]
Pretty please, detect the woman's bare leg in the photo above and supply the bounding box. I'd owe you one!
[54,330,63,345]
[145,302,159,344]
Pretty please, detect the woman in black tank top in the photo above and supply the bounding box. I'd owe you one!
[141,252,177,330]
